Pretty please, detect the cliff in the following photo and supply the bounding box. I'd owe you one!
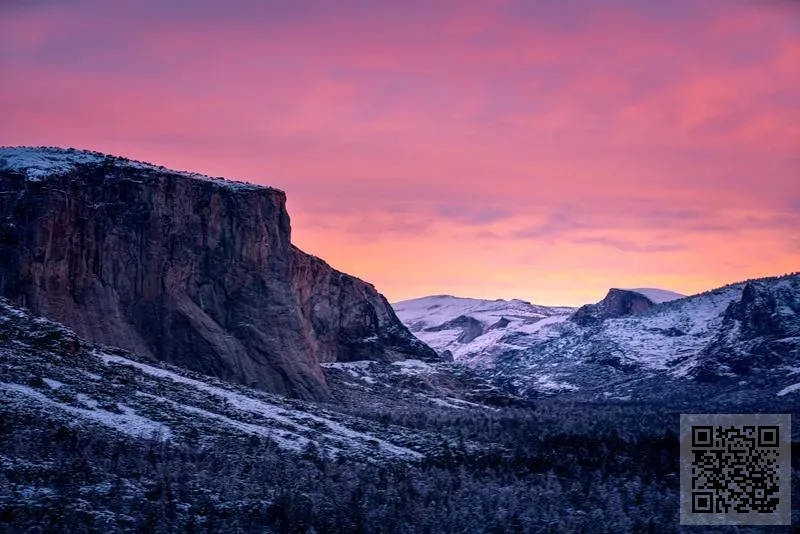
[691,276,800,381]
[0,146,437,400]
[569,288,655,326]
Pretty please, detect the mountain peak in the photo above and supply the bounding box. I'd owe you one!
[570,288,657,326]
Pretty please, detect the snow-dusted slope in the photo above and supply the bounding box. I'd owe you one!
[393,277,800,402]
[394,295,572,330]
[0,298,458,461]
[393,295,574,363]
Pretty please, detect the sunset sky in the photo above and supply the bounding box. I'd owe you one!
[2,0,798,306]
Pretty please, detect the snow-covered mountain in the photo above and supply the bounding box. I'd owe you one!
[393,295,574,363]
[393,277,800,403]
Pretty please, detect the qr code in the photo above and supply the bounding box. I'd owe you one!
[680,414,791,526]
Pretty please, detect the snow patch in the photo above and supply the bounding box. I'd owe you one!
[0,147,105,180]
[1,382,171,439]
[100,352,422,459]
[534,375,579,392]
[42,378,64,389]
[777,383,800,396]
[391,359,435,376]
[0,146,265,191]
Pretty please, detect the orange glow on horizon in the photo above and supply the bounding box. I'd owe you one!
[1,0,798,307]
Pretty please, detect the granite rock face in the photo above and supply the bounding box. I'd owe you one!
[290,245,437,364]
[0,147,437,400]
[691,276,800,381]
[570,288,655,326]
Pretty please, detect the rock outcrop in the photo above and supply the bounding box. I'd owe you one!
[691,276,800,381]
[425,315,485,344]
[290,245,436,364]
[570,288,655,326]
[0,147,437,400]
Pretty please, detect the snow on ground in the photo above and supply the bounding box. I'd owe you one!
[100,352,422,459]
[777,383,800,396]
[0,147,105,180]
[76,393,99,409]
[425,397,465,410]
[390,359,435,376]
[393,295,572,332]
[395,283,752,384]
[394,295,574,364]
[137,392,310,452]
[408,313,572,366]
[533,375,579,392]
[0,146,264,191]
[320,361,375,373]
[601,284,744,371]
[515,314,570,334]
[320,361,379,384]
[0,382,171,439]
[42,378,64,389]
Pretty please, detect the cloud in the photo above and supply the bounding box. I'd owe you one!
[435,205,512,225]
[571,237,684,253]
[1,0,798,303]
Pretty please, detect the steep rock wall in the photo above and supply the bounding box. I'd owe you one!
[0,147,437,400]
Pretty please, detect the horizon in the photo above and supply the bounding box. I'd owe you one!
[1,0,798,307]
[4,144,795,307]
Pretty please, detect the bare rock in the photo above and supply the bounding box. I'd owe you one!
[0,147,437,400]
[570,288,655,326]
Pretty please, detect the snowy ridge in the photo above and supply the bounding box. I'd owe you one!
[393,295,574,363]
[394,295,572,330]
[0,146,266,191]
[393,276,800,400]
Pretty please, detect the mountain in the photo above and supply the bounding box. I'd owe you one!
[3,294,746,532]
[570,287,684,326]
[393,295,574,364]
[0,146,438,401]
[393,277,800,403]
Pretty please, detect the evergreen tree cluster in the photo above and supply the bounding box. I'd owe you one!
[3,400,798,533]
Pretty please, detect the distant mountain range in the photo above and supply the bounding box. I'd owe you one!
[394,276,800,403]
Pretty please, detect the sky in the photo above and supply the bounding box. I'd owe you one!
[1,0,798,306]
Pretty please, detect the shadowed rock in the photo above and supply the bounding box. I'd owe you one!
[570,288,655,326]
[425,315,485,344]
[0,147,437,400]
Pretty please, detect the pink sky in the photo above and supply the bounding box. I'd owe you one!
[2,0,798,305]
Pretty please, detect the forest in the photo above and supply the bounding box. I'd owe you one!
[2,397,798,533]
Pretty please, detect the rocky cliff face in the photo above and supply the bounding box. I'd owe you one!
[290,245,436,364]
[0,147,437,400]
[691,276,800,381]
[570,288,655,326]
